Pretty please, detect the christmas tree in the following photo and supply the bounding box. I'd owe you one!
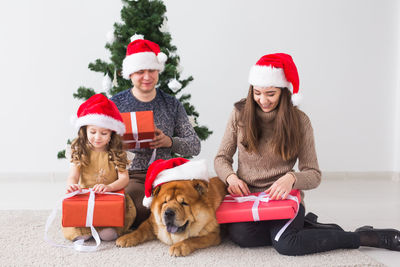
[58,0,212,159]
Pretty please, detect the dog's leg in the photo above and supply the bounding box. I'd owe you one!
[169,230,221,256]
[116,219,156,247]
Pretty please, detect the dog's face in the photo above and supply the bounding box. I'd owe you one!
[151,179,209,235]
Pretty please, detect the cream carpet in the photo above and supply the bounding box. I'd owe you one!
[1,210,383,267]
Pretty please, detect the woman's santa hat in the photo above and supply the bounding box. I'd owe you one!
[248,53,302,106]
[122,34,168,79]
[142,157,209,208]
[74,94,126,136]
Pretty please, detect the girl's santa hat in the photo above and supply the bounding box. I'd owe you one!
[74,94,126,135]
[248,53,302,106]
[142,157,209,208]
[122,34,168,79]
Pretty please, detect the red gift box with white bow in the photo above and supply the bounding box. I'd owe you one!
[215,190,301,224]
[121,111,155,149]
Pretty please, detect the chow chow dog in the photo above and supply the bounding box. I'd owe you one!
[116,177,227,256]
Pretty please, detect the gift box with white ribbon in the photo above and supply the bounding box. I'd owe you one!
[62,189,125,227]
[215,190,301,224]
[121,111,155,149]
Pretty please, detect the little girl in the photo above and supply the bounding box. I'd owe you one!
[63,93,136,242]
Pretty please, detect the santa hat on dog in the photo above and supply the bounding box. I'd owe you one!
[248,53,302,106]
[142,157,209,208]
[122,34,168,79]
[74,94,125,135]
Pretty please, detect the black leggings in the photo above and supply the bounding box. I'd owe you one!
[227,204,360,255]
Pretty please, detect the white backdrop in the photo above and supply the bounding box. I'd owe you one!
[0,0,398,176]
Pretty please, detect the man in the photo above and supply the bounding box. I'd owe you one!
[111,35,200,227]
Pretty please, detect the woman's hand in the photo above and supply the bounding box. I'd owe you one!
[265,173,296,200]
[226,174,250,196]
[150,127,172,149]
[66,184,81,193]
[93,184,111,193]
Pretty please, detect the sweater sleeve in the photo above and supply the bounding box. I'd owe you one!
[214,109,238,184]
[170,101,201,157]
[291,113,322,190]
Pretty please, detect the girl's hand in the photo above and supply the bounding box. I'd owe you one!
[93,184,111,193]
[265,173,296,200]
[226,174,250,196]
[150,128,172,149]
[66,184,81,193]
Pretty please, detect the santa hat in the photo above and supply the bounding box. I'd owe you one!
[142,158,209,208]
[74,94,125,135]
[248,53,302,106]
[122,34,168,79]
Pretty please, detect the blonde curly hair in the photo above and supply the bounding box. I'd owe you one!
[70,126,129,172]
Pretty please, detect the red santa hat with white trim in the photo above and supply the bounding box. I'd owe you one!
[142,157,209,208]
[122,34,168,79]
[248,53,302,106]
[74,94,126,135]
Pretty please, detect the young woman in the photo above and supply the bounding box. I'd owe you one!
[214,53,400,255]
[63,94,136,242]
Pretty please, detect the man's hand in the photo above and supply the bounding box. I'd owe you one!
[150,128,172,149]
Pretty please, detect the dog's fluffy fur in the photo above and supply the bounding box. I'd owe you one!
[116,177,227,256]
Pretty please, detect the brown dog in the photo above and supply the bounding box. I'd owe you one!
[116,177,227,256]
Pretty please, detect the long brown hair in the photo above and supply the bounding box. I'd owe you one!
[234,86,302,161]
[70,126,129,171]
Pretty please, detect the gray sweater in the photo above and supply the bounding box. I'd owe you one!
[111,88,201,170]
[214,106,321,204]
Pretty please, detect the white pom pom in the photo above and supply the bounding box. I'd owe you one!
[168,78,182,92]
[102,75,113,91]
[157,52,167,64]
[130,34,144,42]
[291,93,302,106]
[142,196,153,209]
[106,30,115,43]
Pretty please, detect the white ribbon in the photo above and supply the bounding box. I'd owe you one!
[44,189,124,252]
[127,112,156,165]
[225,192,299,241]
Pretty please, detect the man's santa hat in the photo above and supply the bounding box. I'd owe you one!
[74,94,125,135]
[248,53,302,106]
[122,34,168,79]
[142,157,209,208]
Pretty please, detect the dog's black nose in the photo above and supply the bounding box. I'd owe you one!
[164,209,175,221]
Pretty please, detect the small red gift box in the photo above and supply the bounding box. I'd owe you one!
[215,190,301,224]
[62,189,125,227]
[121,111,155,149]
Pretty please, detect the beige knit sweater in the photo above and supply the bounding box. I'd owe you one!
[214,106,321,202]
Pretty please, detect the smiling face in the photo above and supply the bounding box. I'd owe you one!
[253,86,282,113]
[86,125,112,151]
[130,69,159,93]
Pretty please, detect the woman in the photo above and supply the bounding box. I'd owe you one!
[111,35,200,228]
[214,53,400,255]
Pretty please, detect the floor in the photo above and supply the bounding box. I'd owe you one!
[1,172,399,266]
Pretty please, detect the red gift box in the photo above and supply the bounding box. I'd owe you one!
[121,111,155,149]
[215,190,301,224]
[62,189,125,227]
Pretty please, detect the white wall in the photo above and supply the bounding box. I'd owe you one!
[395,0,400,174]
[0,0,398,175]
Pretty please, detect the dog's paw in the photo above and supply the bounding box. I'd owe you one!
[169,242,192,257]
[116,234,139,248]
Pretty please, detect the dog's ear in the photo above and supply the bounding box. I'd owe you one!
[153,185,161,197]
[193,180,208,195]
